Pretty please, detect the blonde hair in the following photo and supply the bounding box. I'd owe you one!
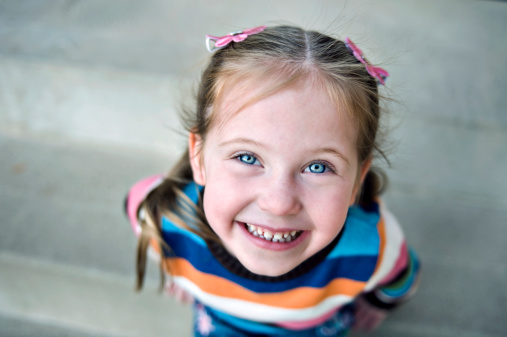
[136,25,388,290]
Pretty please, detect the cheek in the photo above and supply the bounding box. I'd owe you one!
[201,169,246,229]
[201,186,226,236]
[306,184,354,233]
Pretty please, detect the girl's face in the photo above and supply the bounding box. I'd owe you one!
[189,81,370,277]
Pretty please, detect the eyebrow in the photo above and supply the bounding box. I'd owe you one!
[218,138,268,149]
[318,148,350,165]
[219,138,350,165]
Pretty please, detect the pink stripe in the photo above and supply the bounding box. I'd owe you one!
[277,308,337,330]
[126,174,164,234]
[379,241,408,285]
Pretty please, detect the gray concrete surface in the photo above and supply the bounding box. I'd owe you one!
[1,0,506,336]
[0,250,192,337]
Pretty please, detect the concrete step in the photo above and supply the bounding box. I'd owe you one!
[0,133,173,277]
[0,314,119,337]
[0,57,189,156]
[0,252,192,337]
[0,134,192,336]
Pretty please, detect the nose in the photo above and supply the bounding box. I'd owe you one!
[257,174,301,216]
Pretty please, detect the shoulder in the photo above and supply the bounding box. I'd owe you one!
[159,181,207,246]
[331,202,382,258]
[125,174,165,235]
[327,202,409,290]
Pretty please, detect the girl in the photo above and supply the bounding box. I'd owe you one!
[125,25,420,336]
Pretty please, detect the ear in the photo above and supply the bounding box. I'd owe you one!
[188,132,206,185]
[349,158,372,206]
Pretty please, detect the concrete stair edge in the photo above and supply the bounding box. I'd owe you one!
[0,251,192,337]
[0,56,193,155]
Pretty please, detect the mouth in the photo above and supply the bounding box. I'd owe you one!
[243,223,303,243]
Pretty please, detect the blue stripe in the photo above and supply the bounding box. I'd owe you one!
[182,181,203,202]
[162,216,207,247]
[328,204,380,258]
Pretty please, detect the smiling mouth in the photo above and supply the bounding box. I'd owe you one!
[244,223,303,243]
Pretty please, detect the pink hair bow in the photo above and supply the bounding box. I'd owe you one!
[345,37,389,85]
[206,25,267,52]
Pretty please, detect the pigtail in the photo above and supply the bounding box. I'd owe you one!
[135,203,166,291]
[135,149,220,291]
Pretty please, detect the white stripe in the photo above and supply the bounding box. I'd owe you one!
[364,205,405,292]
[173,277,354,323]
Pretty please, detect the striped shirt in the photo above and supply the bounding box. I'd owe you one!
[126,175,420,332]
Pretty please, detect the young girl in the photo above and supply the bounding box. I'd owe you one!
[125,25,420,337]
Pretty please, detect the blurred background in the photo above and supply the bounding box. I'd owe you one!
[1,0,506,336]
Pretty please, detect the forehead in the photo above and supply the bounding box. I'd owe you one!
[208,78,359,162]
[211,71,353,132]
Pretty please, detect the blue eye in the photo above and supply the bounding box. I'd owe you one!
[306,162,328,174]
[238,154,259,165]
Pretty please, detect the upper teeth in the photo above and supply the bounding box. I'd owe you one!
[245,223,300,243]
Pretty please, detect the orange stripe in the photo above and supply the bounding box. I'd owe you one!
[150,238,161,254]
[373,215,386,275]
[164,258,365,310]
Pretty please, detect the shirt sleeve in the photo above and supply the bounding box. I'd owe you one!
[362,205,421,309]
